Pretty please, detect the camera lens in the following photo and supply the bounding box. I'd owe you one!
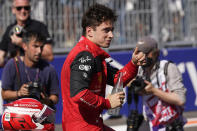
[127,110,144,131]
[9,25,24,37]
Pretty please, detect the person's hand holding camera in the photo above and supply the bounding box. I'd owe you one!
[106,91,125,109]
[10,33,23,47]
[40,92,56,109]
[9,25,23,47]
[143,80,156,95]
[17,84,29,97]
[131,47,146,66]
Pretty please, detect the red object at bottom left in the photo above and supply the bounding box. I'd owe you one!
[1,98,54,131]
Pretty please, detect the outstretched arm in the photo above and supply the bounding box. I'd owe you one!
[144,81,185,106]
[143,63,186,106]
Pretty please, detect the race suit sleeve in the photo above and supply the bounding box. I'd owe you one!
[167,63,186,104]
[70,51,111,109]
[107,60,138,87]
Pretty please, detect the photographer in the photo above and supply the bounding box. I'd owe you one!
[128,36,186,131]
[1,30,59,112]
[0,0,54,67]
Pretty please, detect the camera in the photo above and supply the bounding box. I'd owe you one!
[9,25,24,37]
[127,109,144,131]
[129,76,147,93]
[166,119,184,131]
[27,82,42,100]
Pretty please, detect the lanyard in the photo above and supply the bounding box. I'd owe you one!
[24,65,40,82]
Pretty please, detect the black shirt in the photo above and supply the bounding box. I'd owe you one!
[0,18,53,58]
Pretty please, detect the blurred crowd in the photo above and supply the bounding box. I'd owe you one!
[1,0,195,52]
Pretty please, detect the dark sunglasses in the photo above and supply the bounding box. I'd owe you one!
[15,6,31,11]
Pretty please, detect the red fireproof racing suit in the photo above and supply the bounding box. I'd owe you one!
[61,36,138,131]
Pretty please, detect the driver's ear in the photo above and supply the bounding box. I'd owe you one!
[86,26,94,37]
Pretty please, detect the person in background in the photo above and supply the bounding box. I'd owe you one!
[0,0,54,67]
[1,31,59,130]
[128,36,186,131]
[61,3,146,131]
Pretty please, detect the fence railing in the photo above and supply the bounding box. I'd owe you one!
[0,0,197,53]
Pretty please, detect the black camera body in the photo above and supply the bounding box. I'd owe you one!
[166,119,184,131]
[27,82,42,100]
[130,76,147,93]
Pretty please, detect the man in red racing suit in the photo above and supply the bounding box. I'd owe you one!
[61,4,146,131]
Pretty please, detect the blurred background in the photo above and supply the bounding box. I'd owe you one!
[1,0,197,53]
[1,0,197,130]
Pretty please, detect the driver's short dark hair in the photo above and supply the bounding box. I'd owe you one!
[81,3,117,36]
